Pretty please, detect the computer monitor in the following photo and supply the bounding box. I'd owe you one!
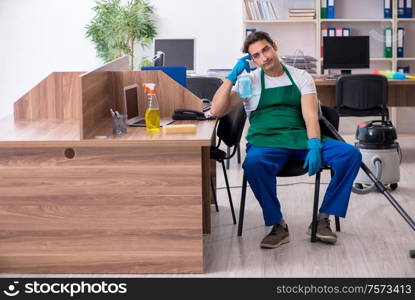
[141,66,187,87]
[123,84,141,125]
[154,39,195,71]
[152,51,165,67]
[323,36,370,74]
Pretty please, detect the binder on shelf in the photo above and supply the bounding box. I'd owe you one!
[321,27,328,57]
[335,27,343,36]
[342,27,350,36]
[398,0,405,18]
[252,0,261,20]
[266,1,278,19]
[384,27,392,58]
[252,0,260,20]
[327,0,335,19]
[247,0,257,19]
[384,0,392,18]
[256,1,262,19]
[257,0,270,20]
[328,27,336,37]
[259,1,270,20]
[397,66,410,73]
[405,0,413,18]
[321,0,327,19]
[244,0,253,20]
[258,1,265,19]
[270,1,278,19]
[397,27,405,57]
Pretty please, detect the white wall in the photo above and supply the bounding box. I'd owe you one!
[0,0,243,119]
[147,0,243,73]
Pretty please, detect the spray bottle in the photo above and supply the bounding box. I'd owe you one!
[143,83,160,132]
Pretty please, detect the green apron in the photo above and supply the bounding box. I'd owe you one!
[246,65,330,149]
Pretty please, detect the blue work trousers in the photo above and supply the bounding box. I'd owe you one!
[242,139,362,226]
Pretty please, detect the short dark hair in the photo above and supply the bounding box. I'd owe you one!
[243,31,275,54]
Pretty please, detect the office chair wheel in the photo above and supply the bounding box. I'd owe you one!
[390,183,398,191]
[410,250,415,259]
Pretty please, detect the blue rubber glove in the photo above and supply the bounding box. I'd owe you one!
[226,55,252,85]
[303,138,322,176]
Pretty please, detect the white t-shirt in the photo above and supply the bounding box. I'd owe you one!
[232,64,316,118]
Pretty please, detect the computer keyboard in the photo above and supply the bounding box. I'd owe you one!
[130,119,146,127]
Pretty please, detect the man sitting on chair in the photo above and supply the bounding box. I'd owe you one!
[210,31,362,249]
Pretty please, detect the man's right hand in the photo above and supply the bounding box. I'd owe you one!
[226,55,252,85]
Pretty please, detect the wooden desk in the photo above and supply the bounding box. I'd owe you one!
[314,78,415,107]
[0,58,217,274]
[0,117,215,274]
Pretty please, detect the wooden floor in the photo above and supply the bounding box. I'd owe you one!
[2,133,415,278]
[201,133,415,277]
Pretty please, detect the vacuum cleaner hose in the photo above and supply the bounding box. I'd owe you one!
[352,158,382,194]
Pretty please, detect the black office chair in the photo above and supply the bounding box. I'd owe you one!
[237,106,341,242]
[211,103,247,224]
[336,74,389,121]
[186,76,222,102]
[187,76,242,169]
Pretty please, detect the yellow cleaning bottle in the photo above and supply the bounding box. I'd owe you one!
[143,83,160,132]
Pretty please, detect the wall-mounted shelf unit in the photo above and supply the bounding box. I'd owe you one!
[243,0,415,74]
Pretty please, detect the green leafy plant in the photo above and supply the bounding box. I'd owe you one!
[86,0,157,70]
[139,56,153,69]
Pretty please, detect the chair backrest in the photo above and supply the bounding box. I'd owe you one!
[319,105,339,140]
[217,103,247,148]
[186,77,222,100]
[335,74,388,118]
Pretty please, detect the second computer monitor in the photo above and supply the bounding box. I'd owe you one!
[154,39,195,71]
[323,36,370,74]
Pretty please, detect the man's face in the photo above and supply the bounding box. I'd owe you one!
[248,39,279,72]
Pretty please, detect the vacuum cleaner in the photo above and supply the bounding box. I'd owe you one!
[319,113,415,259]
[353,120,402,194]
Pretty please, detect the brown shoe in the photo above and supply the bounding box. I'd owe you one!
[260,223,289,249]
[307,218,337,244]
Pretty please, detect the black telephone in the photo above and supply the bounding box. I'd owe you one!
[172,109,206,120]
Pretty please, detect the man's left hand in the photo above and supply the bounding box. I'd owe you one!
[303,138,322,176]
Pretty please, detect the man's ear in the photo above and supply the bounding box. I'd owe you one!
[272,43,277,51]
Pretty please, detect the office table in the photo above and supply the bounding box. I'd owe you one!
[314,78,415,107]
[0,117,216,274]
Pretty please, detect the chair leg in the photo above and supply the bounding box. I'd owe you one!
[238,175,248,236]
[311,171,321,243]
[221,161,236,224]
[210,176,219,212]
[237,144,241,164]
[335,216,341,232]
[330,169,341,232]
[226,147,231,169]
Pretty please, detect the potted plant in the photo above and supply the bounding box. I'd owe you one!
[86,0,157,70]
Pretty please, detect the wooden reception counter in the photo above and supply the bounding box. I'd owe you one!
[0,57,215,274]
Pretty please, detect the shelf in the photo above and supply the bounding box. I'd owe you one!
[319,58,393,61]
[370,58,394,61]
[243,1,415,75]
[320,18,393,22]
[397,18,415,22]
[245,19,316,23]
